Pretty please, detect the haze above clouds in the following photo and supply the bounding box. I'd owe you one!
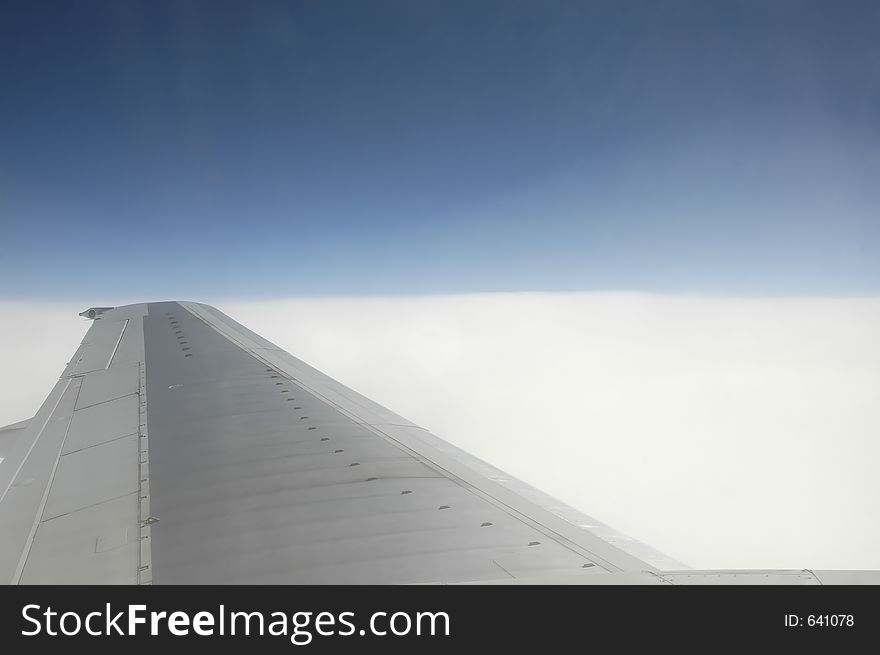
[2,293,878,571]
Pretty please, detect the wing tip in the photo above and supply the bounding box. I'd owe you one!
[78,306,116,320]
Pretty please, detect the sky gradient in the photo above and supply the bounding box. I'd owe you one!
[2,3,879,571]
[2,0,879,298]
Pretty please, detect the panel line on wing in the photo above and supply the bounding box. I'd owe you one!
[137,359,153,585]
[11,378,83,584]
[106,318,130,369]
[74,392,139,413]
[0,379,74,506]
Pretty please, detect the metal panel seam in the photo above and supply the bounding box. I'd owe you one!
[11,378,82,583]
[137,359,152,584]
[106,318,130,369]
[0,379,73,506]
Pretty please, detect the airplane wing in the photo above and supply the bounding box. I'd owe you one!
[1,302,877,585]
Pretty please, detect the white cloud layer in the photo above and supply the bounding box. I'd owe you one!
[2,293,879,571]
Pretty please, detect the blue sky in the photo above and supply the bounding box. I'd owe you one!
[1,0,878,298]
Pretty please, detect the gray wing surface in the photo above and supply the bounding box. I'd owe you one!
[1,302,878,585]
